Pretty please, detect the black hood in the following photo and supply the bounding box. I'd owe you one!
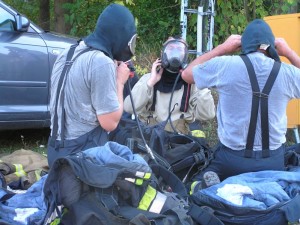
[241,19,280,62]
[84,3,136,61]
[156,70,183,93]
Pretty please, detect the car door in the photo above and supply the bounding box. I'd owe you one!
[0,6,50,128]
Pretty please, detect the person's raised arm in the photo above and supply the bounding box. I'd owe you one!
[275,38,300,68]
[98,61,130,131]
[124,58,163,113]
[182,34,241,83]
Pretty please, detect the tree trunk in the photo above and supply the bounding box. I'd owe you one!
[39,0,50,31]
[54,0,73,34]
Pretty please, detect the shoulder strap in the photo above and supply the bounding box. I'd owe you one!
[188,203,224,225]
[0,188,15,202]
[240,55,281,158]
[150,163,188,198]
[50,45,92,147]
[180,83,191,112]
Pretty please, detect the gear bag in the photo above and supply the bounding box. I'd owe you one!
[109,117,213,182]
[43,142,196,225]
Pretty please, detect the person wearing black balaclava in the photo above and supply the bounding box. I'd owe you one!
[47,4,137,167]
[182,19,300,191]
[124,36,216,135]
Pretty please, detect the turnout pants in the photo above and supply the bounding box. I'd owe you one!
[47,126,108,168]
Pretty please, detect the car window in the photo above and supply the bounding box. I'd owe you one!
[0,7,15,31]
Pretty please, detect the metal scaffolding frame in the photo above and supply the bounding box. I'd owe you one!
[180,0,215,55]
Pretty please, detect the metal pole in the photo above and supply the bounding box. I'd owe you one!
[180,0,188,40]
[197,5,203,55]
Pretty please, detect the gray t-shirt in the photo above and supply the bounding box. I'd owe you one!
[193,52,300,150]
[50,42,119,139]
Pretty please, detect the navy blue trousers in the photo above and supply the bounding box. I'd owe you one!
[47,126,108,168]
[193,143,286,181]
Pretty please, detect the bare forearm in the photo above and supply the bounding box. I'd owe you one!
[275,38,300,68]
[286,50,300,69]
[115,82,125,120]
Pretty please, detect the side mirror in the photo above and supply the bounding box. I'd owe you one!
[15,14,30,32]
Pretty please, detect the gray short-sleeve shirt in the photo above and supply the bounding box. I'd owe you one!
[193,52,300,150]
[50,43,119,139]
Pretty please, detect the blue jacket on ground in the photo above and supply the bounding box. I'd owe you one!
[194,168,300,210]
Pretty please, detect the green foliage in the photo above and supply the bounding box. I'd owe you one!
[3,0,39,24]
[63,1,112,37]
[63,0,180,57]
[4,0,299,60]
[126,0,181,46]
[214,0,298,45]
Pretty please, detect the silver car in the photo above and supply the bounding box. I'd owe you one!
[0,1,76,130]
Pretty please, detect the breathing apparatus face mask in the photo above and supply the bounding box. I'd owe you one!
[161,39,188,73]
[116,34,137,62]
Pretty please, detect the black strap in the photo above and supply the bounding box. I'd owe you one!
[240,55,281,158]
[188,203,224,225]
[150,82,191,112]
[150,163,188,198]
[50,44,77,146]
[171,151,205,172]
[260,62,281,156]
[180,83,191,112]
[118,206,165,225]
[50,45,91,147]
[0,188,15,202]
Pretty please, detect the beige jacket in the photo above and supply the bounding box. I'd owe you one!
[124,73,216,134]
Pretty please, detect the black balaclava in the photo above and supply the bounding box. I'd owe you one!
[156,70,184,93]
[241,19,280,62]
[84,4,137,62]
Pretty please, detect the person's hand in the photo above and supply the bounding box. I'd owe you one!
[219,34,241,55]
[116,61,130,85]
[147,58,164,87]
[275,37,300,68]
[275,38,293,58]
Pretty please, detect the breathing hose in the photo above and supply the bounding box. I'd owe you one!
[126,79,158,164]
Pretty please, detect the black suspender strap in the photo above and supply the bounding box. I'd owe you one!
[240,55,281,158]
[50,44,77,147]
[260,61,281,156]
[50,44,91,147]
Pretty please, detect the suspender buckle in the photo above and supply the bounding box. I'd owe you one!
[65,61,73,66]
[253,92,268,98]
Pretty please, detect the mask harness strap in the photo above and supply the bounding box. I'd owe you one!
[240,55,281,158]
[167,70,187,133]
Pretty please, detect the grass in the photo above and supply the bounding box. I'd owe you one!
[0,128,49,156]
[0,122,297,156]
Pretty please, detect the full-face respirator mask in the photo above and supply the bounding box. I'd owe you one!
[161,39,188,73]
